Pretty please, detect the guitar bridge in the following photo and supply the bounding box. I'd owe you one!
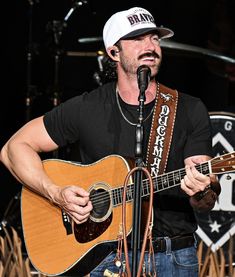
[61,210,72,235]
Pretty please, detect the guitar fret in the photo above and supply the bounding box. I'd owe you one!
[112,189,117,206]
[142,182,149,197]
[118,188,123,204]
[199,164,202,174]
[126,185,133,201]
[146,183,150,196]
[173,170,181,185]
[153,180,157,191]
[112,187,122,206]
[141,183,145,196]
[167,173,170,188]
[162,175,168,189]
[157,176,163,191]
[180,169,186,180]
[202,163,209,174]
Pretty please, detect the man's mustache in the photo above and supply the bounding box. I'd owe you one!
[138,52,160,60]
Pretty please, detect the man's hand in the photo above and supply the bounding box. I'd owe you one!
[181,164,211,196]
[53,186,93,224]
[181,155,221,213]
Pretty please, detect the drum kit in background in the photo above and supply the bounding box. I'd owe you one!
[22,0,235,123]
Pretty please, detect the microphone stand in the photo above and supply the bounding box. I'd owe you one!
[25,0,39,122]
[131,86,146,277]
[44,17,67,159]
[46,0,88,159]
[47,0,89,110]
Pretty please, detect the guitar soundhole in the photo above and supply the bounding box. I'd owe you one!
[74,185,113,243]
[90,188,111,220]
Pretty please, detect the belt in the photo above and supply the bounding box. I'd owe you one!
[152,234,195,253]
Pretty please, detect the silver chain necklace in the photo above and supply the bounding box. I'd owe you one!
[115,82,159,126]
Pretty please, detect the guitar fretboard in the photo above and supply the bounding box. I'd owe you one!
[111,161,210,206]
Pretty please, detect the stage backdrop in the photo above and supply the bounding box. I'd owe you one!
[195,111,235,263]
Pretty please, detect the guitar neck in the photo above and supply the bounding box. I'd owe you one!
[111,160,210,206]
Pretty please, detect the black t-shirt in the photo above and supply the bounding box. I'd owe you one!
[43,81,213,237]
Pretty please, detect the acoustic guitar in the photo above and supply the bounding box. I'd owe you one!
[21,152,235,276]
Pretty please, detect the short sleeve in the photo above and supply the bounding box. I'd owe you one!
[184,99,213,159]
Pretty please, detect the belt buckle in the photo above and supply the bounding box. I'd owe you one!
[154,238,166,252]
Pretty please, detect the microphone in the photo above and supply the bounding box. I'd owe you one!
[137,65,151,92]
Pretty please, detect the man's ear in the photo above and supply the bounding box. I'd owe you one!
[107,46,120,60]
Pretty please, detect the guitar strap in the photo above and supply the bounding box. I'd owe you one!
[140,83,179,256]
[146,83,179,176]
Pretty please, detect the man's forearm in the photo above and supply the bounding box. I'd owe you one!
[0,141,59,202]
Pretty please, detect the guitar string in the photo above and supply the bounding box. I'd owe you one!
[89,157,233,205]
[89,163,202,204]
[90,161,224,205]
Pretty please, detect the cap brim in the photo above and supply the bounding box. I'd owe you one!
[121,27,174,40]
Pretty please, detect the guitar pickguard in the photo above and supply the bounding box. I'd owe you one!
[74,214,113,243]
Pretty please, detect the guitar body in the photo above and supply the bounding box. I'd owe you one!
[21,151,235,276]
[21,155,133,276]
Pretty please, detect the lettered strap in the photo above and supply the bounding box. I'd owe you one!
[146,83,178,176]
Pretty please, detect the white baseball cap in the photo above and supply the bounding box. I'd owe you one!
[103,7,174,50]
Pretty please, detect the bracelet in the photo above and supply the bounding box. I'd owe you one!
[195,185,211,201]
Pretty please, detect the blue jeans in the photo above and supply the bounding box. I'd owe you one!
[90,239,198,277]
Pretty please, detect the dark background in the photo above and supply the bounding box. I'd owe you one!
[1,0,235,225]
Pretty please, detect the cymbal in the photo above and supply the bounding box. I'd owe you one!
[78,37,102,43]
[66,50,104,57]
[77,37,235,64]
[160,40,235,64]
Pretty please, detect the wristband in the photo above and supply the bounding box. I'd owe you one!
[195,185,211,201]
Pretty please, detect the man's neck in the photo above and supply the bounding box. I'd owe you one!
[117,79,157,105]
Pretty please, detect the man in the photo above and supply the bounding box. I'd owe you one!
[1,7,220,277]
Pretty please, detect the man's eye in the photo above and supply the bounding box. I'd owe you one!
[153,37,160,42]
